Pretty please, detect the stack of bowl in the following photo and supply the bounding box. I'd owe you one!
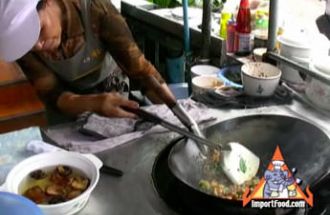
[277,30,312,83]
[190,65,224,96]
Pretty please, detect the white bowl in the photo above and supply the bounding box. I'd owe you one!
[241,62,282,97]
[277,35,312,59]
[1,152,102,215]
[190,65,220,78]
[192,75,223,96]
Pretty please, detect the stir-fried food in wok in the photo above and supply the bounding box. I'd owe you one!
[20,165,90,204]
[199,149,260,200]
[199,176,259,200]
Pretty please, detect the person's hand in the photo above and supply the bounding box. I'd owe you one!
[100,92,139,118]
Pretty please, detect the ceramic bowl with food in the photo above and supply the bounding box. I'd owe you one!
[1,152,102,215]
[192,75,224,96]
[241,62,282,97]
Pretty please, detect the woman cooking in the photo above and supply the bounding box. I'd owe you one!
[0,0,196,128]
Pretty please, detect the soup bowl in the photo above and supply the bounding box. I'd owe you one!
[0,151,102,215]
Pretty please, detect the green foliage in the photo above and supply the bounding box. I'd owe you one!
[147,0,173,8]
[148,0,226,9]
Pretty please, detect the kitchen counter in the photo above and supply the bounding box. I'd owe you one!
[77,99,330,215]
[1,97,329,215]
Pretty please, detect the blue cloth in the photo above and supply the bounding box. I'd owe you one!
[0,127,42,184]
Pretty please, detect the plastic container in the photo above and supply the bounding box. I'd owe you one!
[166,55,185,83]
[217,64,243,88]
[226,20,236,53]
[219,12,232,39]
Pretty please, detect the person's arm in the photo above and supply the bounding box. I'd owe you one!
[17,53,138,118]
[95,0,177,106]
[93,0,202,133]
[57,91,138,118]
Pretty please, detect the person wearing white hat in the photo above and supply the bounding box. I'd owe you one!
[0,0,190,125]
[263,159,295,198]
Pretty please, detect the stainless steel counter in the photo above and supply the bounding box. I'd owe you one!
[78,99,330,215]
[80,132,180,215]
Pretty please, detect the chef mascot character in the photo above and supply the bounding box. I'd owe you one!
[263,160,295,198]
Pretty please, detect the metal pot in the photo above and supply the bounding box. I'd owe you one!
[167,114,330,214]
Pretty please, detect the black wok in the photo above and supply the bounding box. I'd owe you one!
[167,114,330,214]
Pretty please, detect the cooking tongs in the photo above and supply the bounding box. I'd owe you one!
[124,107,230,151]
[125,107,260,185]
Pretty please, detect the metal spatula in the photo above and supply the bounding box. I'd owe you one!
[125,107,260,185]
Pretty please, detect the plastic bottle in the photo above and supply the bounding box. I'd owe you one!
[219,12,232,39]
[235,0,253,56]
[226,19,236,53]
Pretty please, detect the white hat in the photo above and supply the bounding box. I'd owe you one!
[272,160,284,167]
[0,0,41,62]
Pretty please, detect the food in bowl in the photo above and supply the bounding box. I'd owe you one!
[241,62,281,97]
[20,165,90,205]
[192,76,224,96]
[4,152,101,215]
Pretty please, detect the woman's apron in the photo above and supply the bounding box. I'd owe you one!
[40,0,129,124]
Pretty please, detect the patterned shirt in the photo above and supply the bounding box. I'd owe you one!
[17,0,164,107]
